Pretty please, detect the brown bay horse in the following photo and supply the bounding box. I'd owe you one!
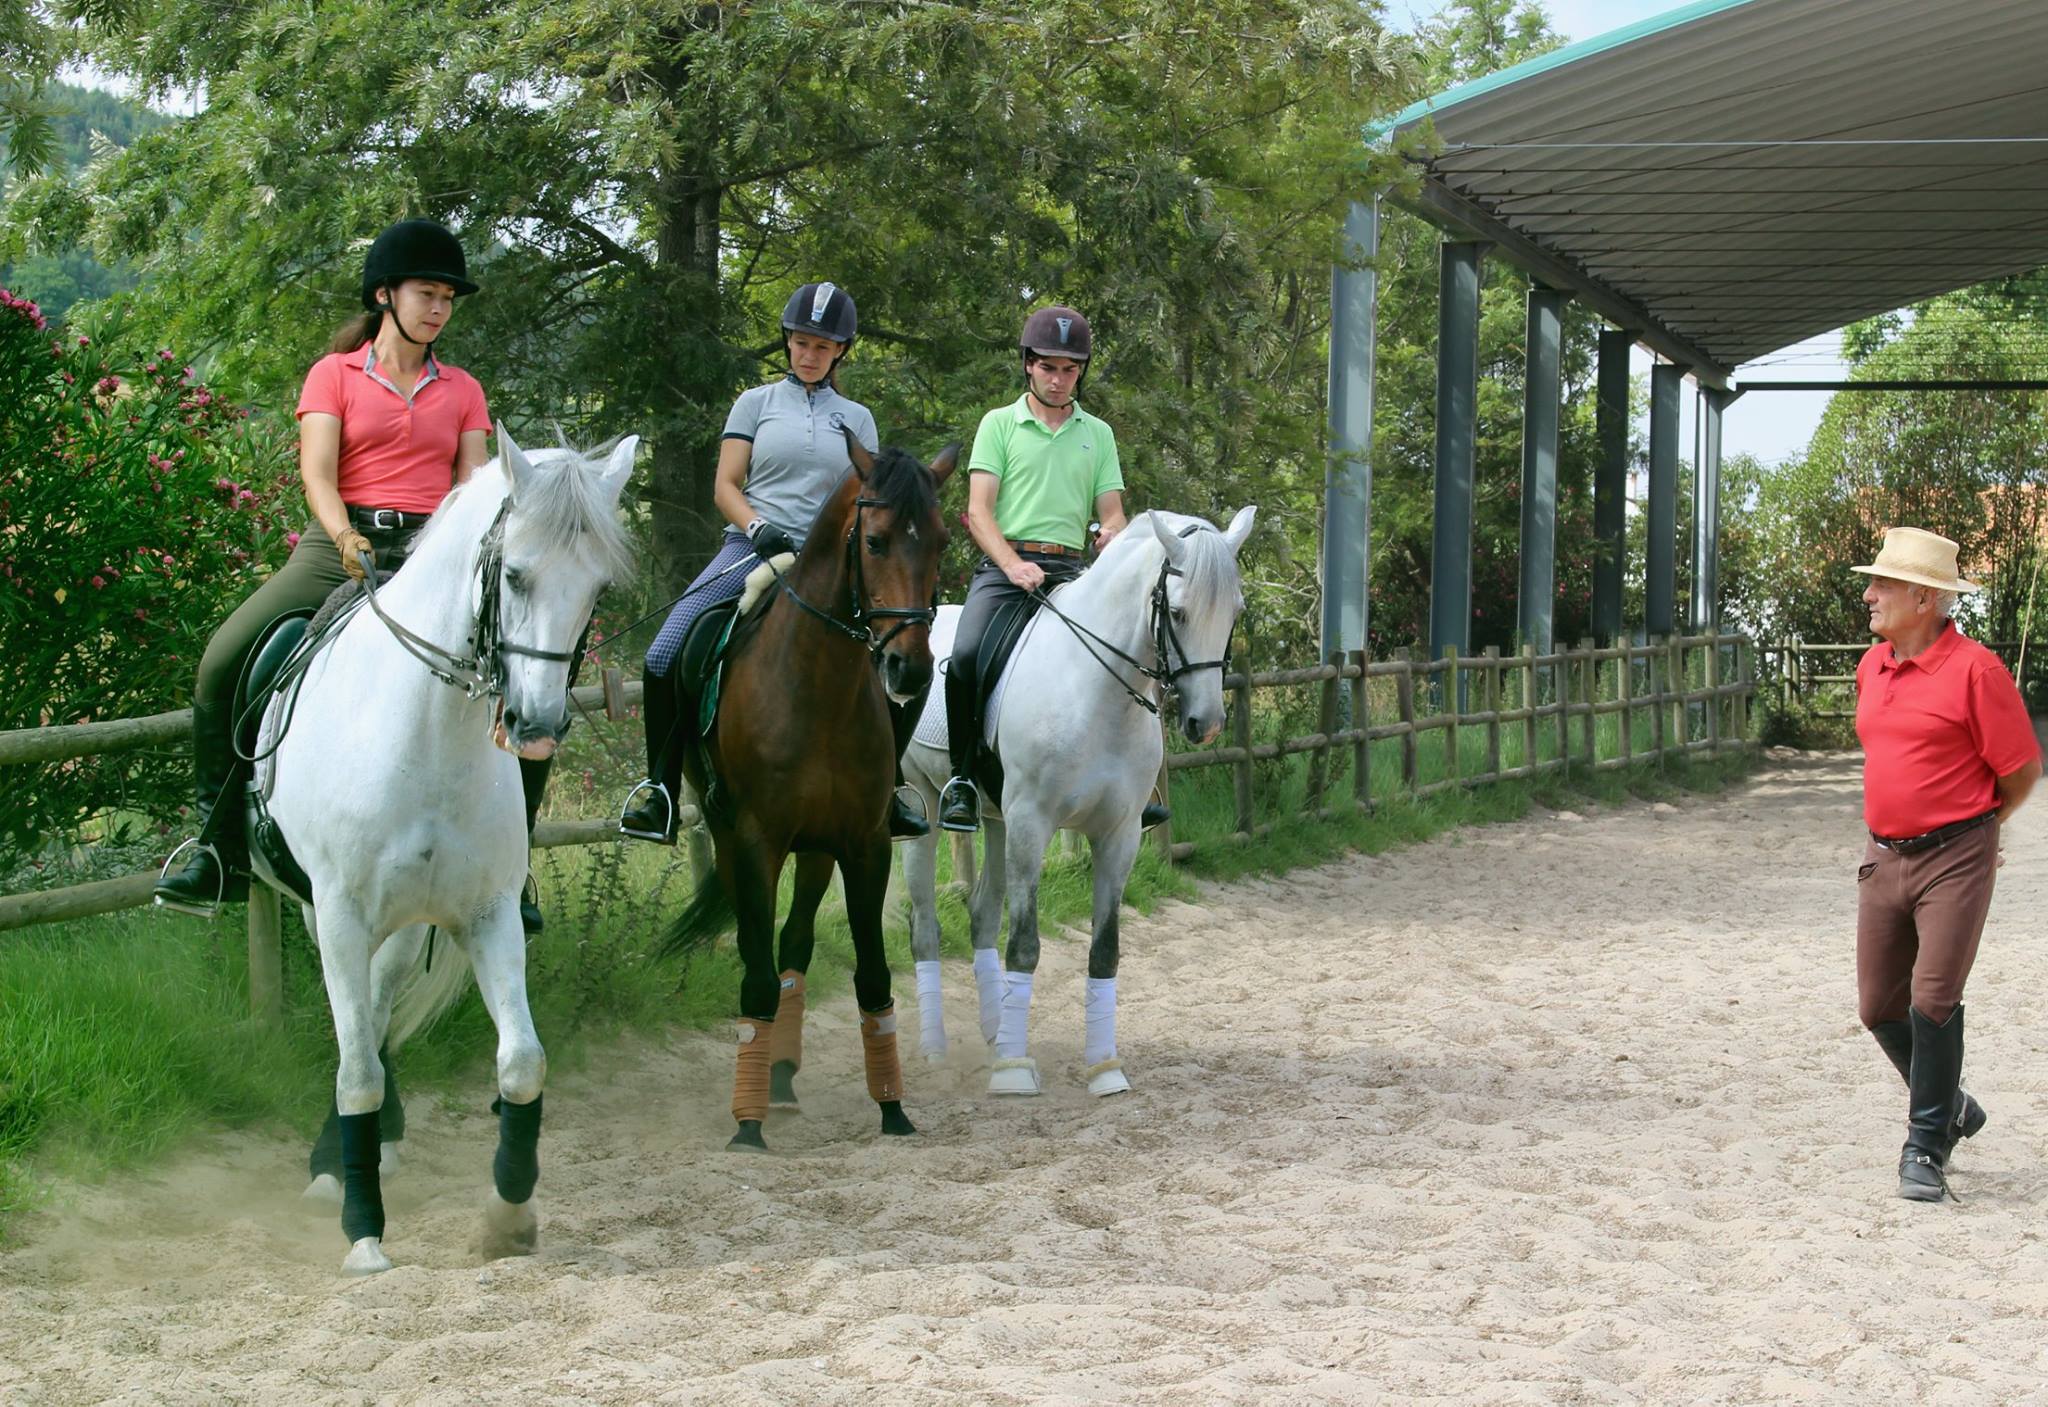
[665,432,955,1150]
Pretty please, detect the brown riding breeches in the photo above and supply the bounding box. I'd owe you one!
[1855,818,1998,1029]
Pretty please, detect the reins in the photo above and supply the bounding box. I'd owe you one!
[1028,522,1234,716]
[770,494,936,656]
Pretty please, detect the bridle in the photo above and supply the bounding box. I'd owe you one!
[356,499,581,705]
[774,495,937,658]
[1031,523,1235,716]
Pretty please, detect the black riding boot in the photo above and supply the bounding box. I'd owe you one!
[887,683,932,841]
[620,669,685,843]
[153,696,251,916]
[1901,1005,1968,1202]
[518,756,551,936]
[1871,1018,1986,1158]
[939,654,980,832]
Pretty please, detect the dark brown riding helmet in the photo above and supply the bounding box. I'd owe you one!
[1019,305,1092,362]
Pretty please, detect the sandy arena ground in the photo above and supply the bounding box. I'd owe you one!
[5,751,2048,1405]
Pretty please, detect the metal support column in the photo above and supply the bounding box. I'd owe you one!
[1693,388,1729,630]
[1322,198,1379,664]
[1592,328,1631,643]
[1646,361,1688,639]
[1429,241,1483,667]
[1518,285,1565,653]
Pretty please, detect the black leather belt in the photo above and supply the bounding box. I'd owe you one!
[347,505,429,532]
[1872,809,1997,855]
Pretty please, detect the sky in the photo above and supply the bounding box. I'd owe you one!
[1392,0,1851,466]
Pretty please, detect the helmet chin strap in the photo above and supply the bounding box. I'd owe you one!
[379,285,438,349]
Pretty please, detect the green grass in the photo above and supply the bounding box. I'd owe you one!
[0,669,1756,1237]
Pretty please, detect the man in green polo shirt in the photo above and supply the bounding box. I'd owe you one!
[939,305,1129,832]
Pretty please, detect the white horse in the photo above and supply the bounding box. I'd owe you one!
[254,426,635,1275]
[902,507,1254,1095]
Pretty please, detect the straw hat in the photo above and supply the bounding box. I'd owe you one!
[1850,526,1981,594]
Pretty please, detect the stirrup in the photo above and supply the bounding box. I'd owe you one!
[153,836,227,919]
[891,785,932,844]
[1140,786,1170,832]
[617,778,675,841]
[938,777,979,833]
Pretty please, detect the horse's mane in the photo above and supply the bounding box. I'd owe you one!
[861,445,940,527]
[1106,510,1242,622]
[411,438,635,579]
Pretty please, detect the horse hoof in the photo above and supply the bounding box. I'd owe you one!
[769,1061,800,1110]
[379,1141,401,1179]
[479,1190,539,1260]
[727,1120,769,1153]
[342,1237,392,1276]
[1087,1060,1132,1098]
[302,1173,343,1207]
[879,1102,917,1137]
[989,1057,1042,1097]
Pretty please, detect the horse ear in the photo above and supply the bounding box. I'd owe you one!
[600,435,639,505]
[498,421,534,501]
[1223,505,1256,553]
[842,425,875,481]
[927,442,960,486]
[1149,512,1189,569]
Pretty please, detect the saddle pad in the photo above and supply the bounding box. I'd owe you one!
[738,552,795,615]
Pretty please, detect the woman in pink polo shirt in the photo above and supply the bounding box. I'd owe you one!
[154,219,539,923]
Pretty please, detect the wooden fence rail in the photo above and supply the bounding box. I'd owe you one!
[1146,632,1756,863]
[1758,638,2042,719]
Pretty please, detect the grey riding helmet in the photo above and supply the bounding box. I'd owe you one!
[1020,304,1092,392]
[782,282,857,382]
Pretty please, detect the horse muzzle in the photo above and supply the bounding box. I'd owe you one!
[1182,713,1224,746]
[881,650,933,705]
[494,701,566,760]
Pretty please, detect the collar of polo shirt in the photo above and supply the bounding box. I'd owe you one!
[1877,617,1961,674]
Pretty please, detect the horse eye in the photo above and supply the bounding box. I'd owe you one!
[1172,607,1187,624]
[505,568,529,593]
[865,534,888,557]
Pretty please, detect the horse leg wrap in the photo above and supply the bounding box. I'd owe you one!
[491,1094,543,1206]
[770,971,806,1071]
[732,1018,774,1123]
[338,1109,385,1244]
[861,1006,904,1104]
[915,960,946,1057]
[309,1099,343,1182]
[973,948,1004,1046]
[1084,976,1118,1065]
[995,971,1034,1059]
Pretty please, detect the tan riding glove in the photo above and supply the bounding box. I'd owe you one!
[336,528,375,581]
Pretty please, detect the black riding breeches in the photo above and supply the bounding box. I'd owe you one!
[944,553,1081,781]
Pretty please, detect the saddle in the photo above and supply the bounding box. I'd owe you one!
[659,554,792,826]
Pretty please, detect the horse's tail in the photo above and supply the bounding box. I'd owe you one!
[660,871,735,959]
[387,924,476,1051]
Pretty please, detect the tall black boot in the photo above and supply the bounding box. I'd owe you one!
[620,669,685,843]
[939,656,980,832]
[518,756,551,937]
[1871,1019,1986,1156]
[1901,1005,1968,1202]
[887,682,931,840]
[154,696,251,917]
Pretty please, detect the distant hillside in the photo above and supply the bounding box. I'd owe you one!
[0,82,172,324]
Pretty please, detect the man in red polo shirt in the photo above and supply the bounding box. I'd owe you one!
[1853,526,2040,1202]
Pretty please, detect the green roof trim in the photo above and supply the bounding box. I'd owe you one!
[1365,0,1761,143]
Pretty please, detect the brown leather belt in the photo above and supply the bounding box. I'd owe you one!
[1007,539,1078,557]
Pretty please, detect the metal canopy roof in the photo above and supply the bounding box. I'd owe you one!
[1380,0,2048,387]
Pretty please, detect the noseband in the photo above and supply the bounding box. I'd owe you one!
[775,495,936,657]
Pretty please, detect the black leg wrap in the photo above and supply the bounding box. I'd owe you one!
[338,1109,385,1244]
[492,1094,543,1205]
[309,1099,343,1181]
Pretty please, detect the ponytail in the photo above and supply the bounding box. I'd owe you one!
[327,309,381,356]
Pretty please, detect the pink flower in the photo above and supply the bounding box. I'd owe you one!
[91,575,107,589]
[135,608,149,621]
[94,375,120,395]
[77,335,90,348]
[285,531,301,547]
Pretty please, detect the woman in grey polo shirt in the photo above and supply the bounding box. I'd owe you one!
[620,282,928,843]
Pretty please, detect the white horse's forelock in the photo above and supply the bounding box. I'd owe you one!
[1109,510,1241,620]
[411,438,635,579]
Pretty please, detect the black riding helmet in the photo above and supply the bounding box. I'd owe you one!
[360,218,478,347]
[781,281,857,387]
[1020,304,1092,396]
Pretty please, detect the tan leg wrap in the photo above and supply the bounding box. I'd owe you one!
[861,1006,904,1104]
[732,1017,774,1123]
[770,971,806,1070]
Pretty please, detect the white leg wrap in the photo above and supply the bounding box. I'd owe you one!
[974,947,1004,1046]
[915,960,946,1059]
[995,971,1034,1059]
[1084,976,1118,1066]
